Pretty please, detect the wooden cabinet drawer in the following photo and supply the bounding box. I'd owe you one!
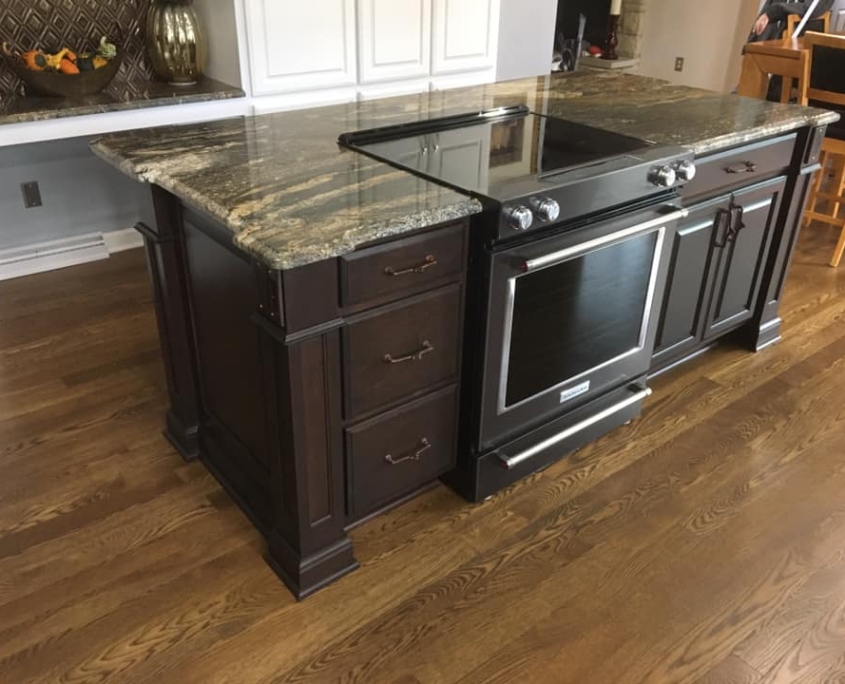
[346,386,457,518]
[682,134,796,200]
[343,284,462,418]
[340,222,466,308]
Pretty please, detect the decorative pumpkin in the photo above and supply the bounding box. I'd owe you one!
[21,50,48,71]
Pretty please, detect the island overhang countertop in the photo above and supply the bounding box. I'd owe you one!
[91,70,839,271]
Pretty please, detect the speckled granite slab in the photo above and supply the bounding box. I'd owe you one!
[0,78,245,126]
[92,70,840,271]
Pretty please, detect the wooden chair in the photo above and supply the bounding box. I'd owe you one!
[784,10,831,39]
[780,12,831,102]
[802,31,845,267]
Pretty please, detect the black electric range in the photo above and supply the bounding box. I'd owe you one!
[339,105,696,241]
[341,105,697,501]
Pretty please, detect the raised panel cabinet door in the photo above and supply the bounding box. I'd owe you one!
[651,200,724,366]
[429,127,490,191]
[705,178,786,340]
[244,0,357,95]
[432,0,501,75]
[358,0,432,83]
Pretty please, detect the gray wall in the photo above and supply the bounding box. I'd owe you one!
[0,137,140,251]
[497,0,557,81]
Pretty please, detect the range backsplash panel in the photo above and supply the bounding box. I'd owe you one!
[0,0,155,98]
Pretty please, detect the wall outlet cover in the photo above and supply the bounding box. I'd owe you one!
[674,57,685,72]
[21,181,42,208]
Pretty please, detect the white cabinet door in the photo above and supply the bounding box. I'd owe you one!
[431,0,500,75]
[429,128,490,191]
[244,0,357,95]
[358,0,432,83]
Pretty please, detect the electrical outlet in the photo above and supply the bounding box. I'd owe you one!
[674,57,685,72]
[21,181,42,209]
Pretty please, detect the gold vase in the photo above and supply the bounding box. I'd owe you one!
[146,0,208,86]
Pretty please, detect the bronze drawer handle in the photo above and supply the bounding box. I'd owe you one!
[384,340,434,364]
[385,438,431,465]
[384,255,437,276]
[725,161,758,174]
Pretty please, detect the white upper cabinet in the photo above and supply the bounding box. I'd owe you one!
[432,0,500,75]
[245,0,357,95]
[358,0,432,84]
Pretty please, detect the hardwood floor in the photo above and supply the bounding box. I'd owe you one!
[2,224,845,684]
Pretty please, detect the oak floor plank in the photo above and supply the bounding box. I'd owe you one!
[1,231,845,683]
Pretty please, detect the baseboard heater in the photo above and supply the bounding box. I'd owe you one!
[0,228,142,282]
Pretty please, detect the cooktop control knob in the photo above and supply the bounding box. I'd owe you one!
[532,198,561,223]
[506,206,534,231]
[649,165,677,188]
[674,159,697,183]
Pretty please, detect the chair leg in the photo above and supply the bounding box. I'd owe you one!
[832,154,845,219]
[804,150,827,228]
[830,223,845,267]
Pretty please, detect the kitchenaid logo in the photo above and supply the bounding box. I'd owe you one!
[560,381,590,404]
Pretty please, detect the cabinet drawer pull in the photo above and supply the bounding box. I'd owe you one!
[384,255,437,277]
[384,340,434,364]
[385,438,431,465]
[725,161,758,174]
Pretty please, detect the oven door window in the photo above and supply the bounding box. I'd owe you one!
[502,230,659,411]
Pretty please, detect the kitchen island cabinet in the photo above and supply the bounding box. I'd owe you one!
[92,70,838,599]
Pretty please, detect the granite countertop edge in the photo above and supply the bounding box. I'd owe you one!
[688,108,840,155]
[90,139,484,271]
[0,84,246,126]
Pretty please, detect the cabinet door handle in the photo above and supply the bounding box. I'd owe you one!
[384,255,437,277]
[725,161,757,174]
[383,340,434,364]
[385,438,431,465]
[714,197,745,248]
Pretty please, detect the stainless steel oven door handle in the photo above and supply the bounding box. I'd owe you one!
[498,387,653,470]
[521,207,689,273]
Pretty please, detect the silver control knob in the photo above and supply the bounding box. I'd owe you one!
[533,198,561,223]
[674,159,697,183]
[506,206,534,231]
[649,165,677,188]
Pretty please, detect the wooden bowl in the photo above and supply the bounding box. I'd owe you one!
[1,43,122,98]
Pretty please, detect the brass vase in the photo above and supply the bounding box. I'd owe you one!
[146,0,208,86]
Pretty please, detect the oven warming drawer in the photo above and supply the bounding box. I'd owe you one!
[463,381,652,502]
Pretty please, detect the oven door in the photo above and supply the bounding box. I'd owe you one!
[478,204,688,448]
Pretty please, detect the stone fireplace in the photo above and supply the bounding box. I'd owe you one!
[619,0,649,59]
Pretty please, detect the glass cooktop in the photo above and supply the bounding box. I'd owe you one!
[339,106,654,197]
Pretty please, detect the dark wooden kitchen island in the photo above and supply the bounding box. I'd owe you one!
[92,70,838,599]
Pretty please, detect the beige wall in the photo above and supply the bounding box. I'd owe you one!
[635,0,761,92]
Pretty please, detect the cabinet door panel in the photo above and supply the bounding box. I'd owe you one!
[432,0,500,74]
[359,0,432,83]
[245,0,357,95]
[706,180,785,339]
[430,128,490,191]
[652,203,722,365]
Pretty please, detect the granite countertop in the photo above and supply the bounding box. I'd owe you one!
[0,77,245,126]
[91,70,840,271]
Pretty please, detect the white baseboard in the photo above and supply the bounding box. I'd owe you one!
[0,227,142,282]
[102,227,144,254]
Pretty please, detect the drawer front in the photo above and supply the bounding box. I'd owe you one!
[344,285,462,418]
[340,222,466,307]
[346,386,457,518]
[682,135,796,200]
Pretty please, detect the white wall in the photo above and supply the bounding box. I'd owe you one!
[194,0,244,87]
[497,0,557,80]
[0,138,139,250]
[635,0,760,92]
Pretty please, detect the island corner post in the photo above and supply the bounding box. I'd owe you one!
[136,184,358,599]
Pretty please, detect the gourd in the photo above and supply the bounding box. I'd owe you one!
[21,50,48,71]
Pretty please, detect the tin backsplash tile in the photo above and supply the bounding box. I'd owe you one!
[0,0,155,98]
